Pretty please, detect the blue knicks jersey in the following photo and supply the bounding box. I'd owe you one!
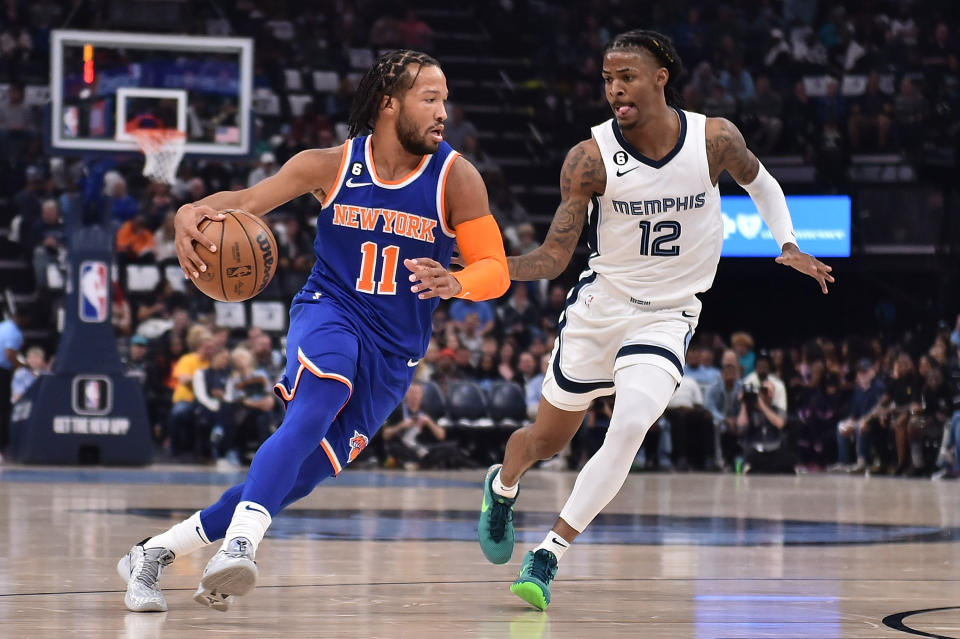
[305,135,460,358]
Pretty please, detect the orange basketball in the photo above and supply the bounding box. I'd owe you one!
[192,209,278,302]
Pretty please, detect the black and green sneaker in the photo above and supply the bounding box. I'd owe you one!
[510,549,558,611]
[477,464,517,564]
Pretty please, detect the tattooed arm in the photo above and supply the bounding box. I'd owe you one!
[704,117,760,185]
[508,139,606,281]
[705,117,835,294]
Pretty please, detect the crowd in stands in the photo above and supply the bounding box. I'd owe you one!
[485,0,960,184]
[7,256,960,480]
[0,1,958,478]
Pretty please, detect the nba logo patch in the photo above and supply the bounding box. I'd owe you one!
[71,375,112,415]
[84,379,102,411]
[79,261,108,323]
[348,430,369,462]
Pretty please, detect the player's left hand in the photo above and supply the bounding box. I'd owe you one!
[775,243,834,294]
[405,257,462,300]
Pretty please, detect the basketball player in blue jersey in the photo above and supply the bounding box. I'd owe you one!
[476,30,835,610]
[116,50,510,613]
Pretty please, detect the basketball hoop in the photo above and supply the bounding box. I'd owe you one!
[129,127,186,185]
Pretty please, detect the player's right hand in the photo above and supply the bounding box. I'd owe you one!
[405,257,463,300]
[175,204,225,279]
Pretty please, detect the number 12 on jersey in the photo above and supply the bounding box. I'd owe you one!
[356,241,399,295]
[638,220,681,256]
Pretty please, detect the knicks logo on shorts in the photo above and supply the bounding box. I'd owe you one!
[348,430,369,462]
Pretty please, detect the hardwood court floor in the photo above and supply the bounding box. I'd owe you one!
[0,465,958,638]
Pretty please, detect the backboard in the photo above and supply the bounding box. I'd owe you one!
[50,30,253,156]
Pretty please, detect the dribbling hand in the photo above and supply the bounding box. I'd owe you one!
[405,257,462,300]
[775,243,835,294]
[174,203,226,279]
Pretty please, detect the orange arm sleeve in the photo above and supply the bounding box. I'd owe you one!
[451,214,510,301]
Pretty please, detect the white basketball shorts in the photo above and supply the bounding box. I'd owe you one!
[540,271,698,412]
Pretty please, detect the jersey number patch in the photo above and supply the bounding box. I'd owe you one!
[637,220,681,257]
[356,242,399,295]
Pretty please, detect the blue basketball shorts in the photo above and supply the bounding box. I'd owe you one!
[272,290,418,474]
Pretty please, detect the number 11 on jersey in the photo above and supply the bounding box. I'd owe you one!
[356,241,399,295]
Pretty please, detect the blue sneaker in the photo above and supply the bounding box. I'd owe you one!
[510,549,558,611]
[477,464,517,564]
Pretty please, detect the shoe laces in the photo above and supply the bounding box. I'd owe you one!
[529,549,558,584]
[487,493,514,543]
[134,546,174,589]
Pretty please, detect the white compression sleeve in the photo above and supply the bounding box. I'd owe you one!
[739,162,797,250]
[558,364,677,533]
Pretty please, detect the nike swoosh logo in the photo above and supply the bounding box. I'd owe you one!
[551,536,569,547]
[345,177,373,188]
[616,166,639,177]
[196,526,205,542]
[407,359,420,367]
[681,311,696,318]
[244,504,269,517]
[481,493,490,513]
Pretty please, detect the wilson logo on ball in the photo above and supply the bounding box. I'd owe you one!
[255,230,274,291]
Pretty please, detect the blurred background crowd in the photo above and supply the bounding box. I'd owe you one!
[0,0,958,478]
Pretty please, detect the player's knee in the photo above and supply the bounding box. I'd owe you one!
[605,393,666,450]
[604,417,653,452]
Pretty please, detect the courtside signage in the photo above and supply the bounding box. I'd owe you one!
[720,195,851,257]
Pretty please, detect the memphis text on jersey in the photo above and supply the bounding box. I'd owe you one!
[611,192,706,217]
[331,203,437,242]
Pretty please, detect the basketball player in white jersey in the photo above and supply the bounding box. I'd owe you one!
[476,29,834,610]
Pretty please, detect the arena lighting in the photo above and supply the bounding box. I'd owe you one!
[83,43,94,84]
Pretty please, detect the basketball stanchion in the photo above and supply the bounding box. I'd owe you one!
[9,218,153,465]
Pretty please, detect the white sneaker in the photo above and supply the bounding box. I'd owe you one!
[931,469,958,481]
[193,537,258,611]
[117,541,175,612]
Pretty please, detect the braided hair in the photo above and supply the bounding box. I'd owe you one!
[347,49,440,138]
[604,30,684,109]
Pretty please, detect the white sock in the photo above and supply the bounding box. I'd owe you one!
[222,501,272,554]
[534,530,571,561]
[145,511,211,557]
[492,468,518,499]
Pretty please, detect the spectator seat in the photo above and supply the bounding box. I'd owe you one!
[487,381,528,429]
[419,380,446,421]
[446,381,492,428]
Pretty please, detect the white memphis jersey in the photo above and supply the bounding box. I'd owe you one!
[587,109,722,309]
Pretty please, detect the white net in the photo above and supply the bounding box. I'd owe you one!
[130,129,186,185]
